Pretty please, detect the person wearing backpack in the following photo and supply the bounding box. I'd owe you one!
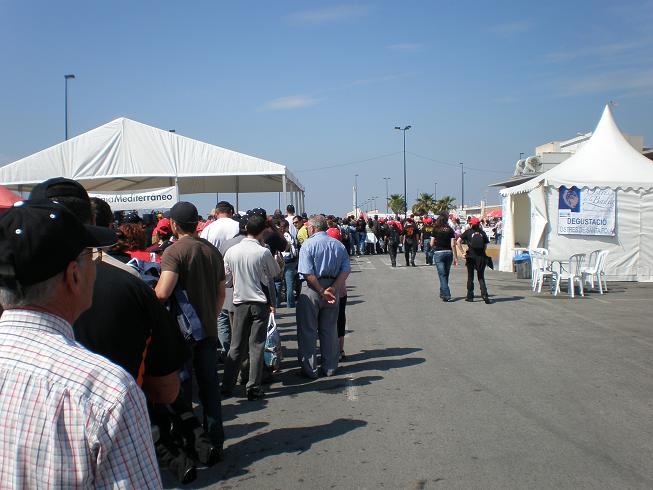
[402,219,420,267]
[458,217,491,303]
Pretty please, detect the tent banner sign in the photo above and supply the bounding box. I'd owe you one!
[89,186,178,211]
[558,186,615,236]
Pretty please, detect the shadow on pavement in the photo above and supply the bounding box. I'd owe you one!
[184,418,368,487]
[343,347,422,363]
[225,421,269,439]
[268,374,384,398]
[489,295,524,303]
[341,356,425,375]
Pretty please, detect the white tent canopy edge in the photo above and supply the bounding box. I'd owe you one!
[0,117,305,212]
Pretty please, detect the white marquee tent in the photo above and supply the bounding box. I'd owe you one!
[499,105,653,281]
[0,117,305,211]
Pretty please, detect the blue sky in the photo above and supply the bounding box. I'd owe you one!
[1,0,652,216]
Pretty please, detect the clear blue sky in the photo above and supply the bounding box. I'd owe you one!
[1,0,652,216]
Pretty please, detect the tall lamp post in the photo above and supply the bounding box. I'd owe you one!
[354,173,359,216]
[394,125,411,217]
[459,162,465,212]
[434,182,437,201]
[383,177,391,214]
[64,74,75,140]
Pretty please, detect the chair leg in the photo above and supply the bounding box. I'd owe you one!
[569,277,574,298]
[578,277,584,296]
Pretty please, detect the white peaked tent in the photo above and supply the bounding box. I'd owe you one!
[0,117,305,210]
[499,105,653,281]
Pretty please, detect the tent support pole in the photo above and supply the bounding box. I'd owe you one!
[174,177,180,204]
[282,174,288,212]
[235,176,240,212]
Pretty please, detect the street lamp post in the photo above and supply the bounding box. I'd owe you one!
[394,125,411,217]
[434,182,437,201]
[64,74,75,140]
[354,173,359,216]
[383,177,391,214]
[459,162,465,212]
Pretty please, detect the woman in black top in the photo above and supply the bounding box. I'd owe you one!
[458,217,491,303]
[429,214,458,301]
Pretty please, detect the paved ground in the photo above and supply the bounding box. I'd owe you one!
[165,251,653,489]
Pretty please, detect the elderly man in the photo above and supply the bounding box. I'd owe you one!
[296,214,351,378]
[0,200,161,487]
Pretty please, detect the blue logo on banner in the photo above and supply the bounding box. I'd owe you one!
[559,186,581,212]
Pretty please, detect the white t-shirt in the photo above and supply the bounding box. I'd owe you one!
[285,215,298,238]
[200,217,240,250]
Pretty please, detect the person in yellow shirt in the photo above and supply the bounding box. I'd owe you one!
[294,216,309,246]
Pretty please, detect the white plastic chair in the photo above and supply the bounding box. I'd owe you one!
[582,250,609,294]
[529,248,550,292]
[552,253,586,298]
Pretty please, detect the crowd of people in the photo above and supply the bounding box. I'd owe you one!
[0,184,351,487]
[0,178,497,486]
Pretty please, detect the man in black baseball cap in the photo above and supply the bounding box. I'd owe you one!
[0,200,164,487]
[0,200,115,292]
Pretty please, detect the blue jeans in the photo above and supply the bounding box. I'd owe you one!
[433,250,453,299]
[181,337,224,445]
[284,260,298,307]
[423,238,432,263]
[358,234,366,254]
[217,309,231,354]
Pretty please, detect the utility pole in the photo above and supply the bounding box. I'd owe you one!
[460,162,465,212]
[383,177,390,214]
[394,125,411,217]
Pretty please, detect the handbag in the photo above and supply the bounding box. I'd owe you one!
[263,313,282,372]
[168,286,205,342]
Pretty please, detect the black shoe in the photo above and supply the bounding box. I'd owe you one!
[483,296,492,304]
[220,387,233,398]
[154,438,197,485]
[246,388,265,401]
[465,297,474,302]
[339,351,346,361]
[193,431,223,466]
[411,262,416,267]
[391,261,396,267]
[442,297,451,302]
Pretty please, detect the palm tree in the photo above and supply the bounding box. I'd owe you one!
[387,194,406,216]
[412,192,436,215]
[433,195,456,215]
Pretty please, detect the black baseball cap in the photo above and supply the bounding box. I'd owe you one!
[0,200,116,288]
[250,207,267,218]
[169,201,198,225]
[30,177,90,201]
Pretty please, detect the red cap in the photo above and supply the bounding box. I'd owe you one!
[326,227,341,241]
[469,217,481,226]
[154,218,172,235]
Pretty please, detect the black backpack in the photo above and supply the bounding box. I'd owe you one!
[469,231,485,251]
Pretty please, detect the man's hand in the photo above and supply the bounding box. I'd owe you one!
[321,287,337,304]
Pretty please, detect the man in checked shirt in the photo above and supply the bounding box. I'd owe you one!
[0,200,162,488]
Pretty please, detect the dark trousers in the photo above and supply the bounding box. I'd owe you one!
[404,240,417,264]
[223,302,270,392]
[388,242,399,265]
[466,255,489,298]
[181,337,224,445]
[337,295,348,338]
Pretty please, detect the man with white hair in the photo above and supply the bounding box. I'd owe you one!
[296,214,351,378]
[0,200,161,488]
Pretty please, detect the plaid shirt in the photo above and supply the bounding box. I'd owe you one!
[0,309,162,489]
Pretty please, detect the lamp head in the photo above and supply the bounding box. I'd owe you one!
[64,74,76,79]
[405,125,411,130]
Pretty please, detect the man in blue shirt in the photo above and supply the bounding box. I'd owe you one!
[296,215,351,378]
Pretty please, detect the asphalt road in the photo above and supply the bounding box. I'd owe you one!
[166,251,653,489]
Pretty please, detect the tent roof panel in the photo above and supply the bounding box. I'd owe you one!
[501,106,653,196]
[0,117,304,193]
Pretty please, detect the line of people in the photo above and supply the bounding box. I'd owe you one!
[0,187,351,487]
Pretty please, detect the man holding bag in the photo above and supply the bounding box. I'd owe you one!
[221,215,280,401]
